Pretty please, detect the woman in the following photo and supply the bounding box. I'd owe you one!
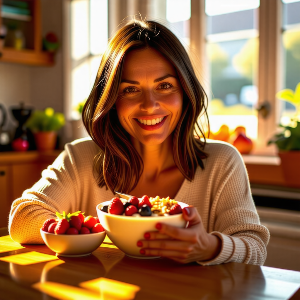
[9,20,269,265]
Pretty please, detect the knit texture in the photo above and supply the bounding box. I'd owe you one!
[8,138,270,265]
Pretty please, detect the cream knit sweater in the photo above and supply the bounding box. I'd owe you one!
[9,138,270,265]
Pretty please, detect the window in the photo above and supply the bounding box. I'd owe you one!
[205,0,260,140]
[68,0,108,120]
[281,0,300,125]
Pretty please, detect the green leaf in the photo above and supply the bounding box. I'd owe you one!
[294,82,300,106]
[56,212,63,219]
[276,89,294,102]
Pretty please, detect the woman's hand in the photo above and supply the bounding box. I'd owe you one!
[137,206,222,264]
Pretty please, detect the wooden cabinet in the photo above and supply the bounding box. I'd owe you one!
[0,0,54,66]
[0,150,60,227]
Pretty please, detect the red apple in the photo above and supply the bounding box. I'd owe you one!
[232,133,253,154]
[12,138,29,152]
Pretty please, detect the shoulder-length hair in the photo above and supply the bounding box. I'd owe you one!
[82,19,209,194]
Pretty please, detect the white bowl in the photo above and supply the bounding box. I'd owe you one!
[40,229,106,257]
[96,200,188,258]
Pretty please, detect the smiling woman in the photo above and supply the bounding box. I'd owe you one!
[9,19,269,266]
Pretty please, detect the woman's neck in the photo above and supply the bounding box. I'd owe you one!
[131,135,175,181]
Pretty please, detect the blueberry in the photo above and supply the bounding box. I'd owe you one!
[101,205,108,213]
[123,202,132,210]
[139,205,152,216]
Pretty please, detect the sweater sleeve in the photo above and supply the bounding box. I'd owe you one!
[8,139,98,244]
[197,144,270,266]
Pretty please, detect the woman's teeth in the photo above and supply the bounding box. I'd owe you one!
[137,117,164,125]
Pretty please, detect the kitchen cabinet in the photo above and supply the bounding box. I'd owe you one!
[0,150,60,227]
[0,0,54,66]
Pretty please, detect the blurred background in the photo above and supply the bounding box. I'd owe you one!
[0,0,299,154]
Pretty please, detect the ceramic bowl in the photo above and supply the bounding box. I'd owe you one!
[40,229,106,257]
[96,200,188,258]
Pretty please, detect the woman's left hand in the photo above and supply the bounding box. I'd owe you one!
[137,206,222,264]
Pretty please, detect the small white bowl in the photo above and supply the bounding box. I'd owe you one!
[96,200,188,258]
[40,229,106,257]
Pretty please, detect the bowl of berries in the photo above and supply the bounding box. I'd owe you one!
[40,211,106,257]
[96,194,187,259]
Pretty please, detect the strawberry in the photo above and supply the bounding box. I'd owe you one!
[125,205,138,216]
[48,222,58,233]
[108,197,124,215]
[83,215,97,229]
[54,219,70,234]
[138,195,152,208]
[91,223,105,233]
[78,213,85,223]
[94,217,100,223]
[41,218,56,232]
[66,227,79,235]
[80,227,90,234]
[169,203,182,215]
[69,215,82,231]
[128,196,139,207]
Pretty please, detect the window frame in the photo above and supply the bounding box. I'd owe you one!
[191,0,284,156]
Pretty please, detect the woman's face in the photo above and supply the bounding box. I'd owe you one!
[116,47,183,146]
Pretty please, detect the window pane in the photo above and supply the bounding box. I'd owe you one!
[90,0,108,55]
[206,0,259,141]
[71,0,90,60]
[148,0,190,47]
[280,0,300,125]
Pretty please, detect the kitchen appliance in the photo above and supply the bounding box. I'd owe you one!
[10,103,34,151]
[0,103,11,151]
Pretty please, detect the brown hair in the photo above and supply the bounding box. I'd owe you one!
[82,19,209,193]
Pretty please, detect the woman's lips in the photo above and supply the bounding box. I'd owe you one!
[134,116,167,131]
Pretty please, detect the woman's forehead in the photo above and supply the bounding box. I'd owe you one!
[121,47,176,78]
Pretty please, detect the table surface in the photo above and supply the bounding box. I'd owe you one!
[1,232,300,300]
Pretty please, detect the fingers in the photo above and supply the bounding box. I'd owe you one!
[152,222,199,243]
[182,206,202,227]
[138,239,192,253]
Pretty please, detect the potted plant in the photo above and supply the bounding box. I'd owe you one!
[25,107,65,151]
[268,82,300,188]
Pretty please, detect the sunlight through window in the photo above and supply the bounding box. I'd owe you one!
[0,251,58,265]
[0,235,24,253]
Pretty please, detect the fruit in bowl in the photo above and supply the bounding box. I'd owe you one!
[96,196,188,258]
[40,211,106,257]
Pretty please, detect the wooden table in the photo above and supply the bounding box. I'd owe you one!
[0,231,300,300]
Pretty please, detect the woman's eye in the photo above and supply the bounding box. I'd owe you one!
[157,82,173,90]
[123,86,138,94]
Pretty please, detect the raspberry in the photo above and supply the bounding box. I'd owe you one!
[41,218,56,232]
[169,203,182,215]
[138,195,152,208]
[91,223,105,233]
[108,197,124,215]
[80,227,90,234]
[66,227,79,235]
[125,205,138,216]
[128,196,139,207]
[69,215,82,231]
[83,216,97,229]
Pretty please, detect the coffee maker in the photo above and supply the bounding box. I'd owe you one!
[10,103,34,151]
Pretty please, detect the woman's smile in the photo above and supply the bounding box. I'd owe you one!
[116,47,183,145]
[134,116,168,131]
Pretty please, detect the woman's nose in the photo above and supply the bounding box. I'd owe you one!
[140,90,159,112]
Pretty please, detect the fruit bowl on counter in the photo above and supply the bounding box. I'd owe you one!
[96,195,188,259]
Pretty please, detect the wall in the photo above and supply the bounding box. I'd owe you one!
[0,0,64,144]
